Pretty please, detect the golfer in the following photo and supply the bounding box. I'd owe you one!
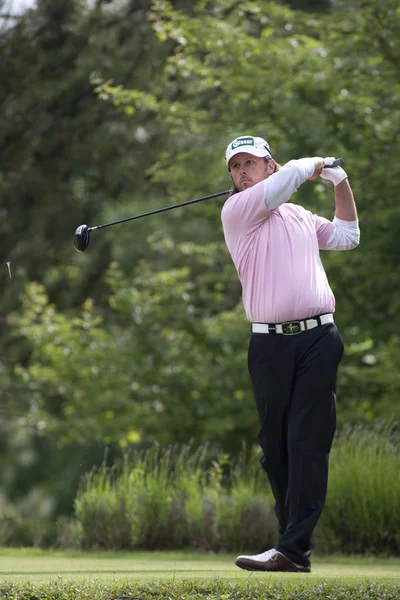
[221,136,359,573]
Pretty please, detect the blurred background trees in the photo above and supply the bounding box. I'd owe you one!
[0,0,399,540]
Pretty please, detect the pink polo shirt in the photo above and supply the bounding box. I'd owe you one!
[221,159,336,323]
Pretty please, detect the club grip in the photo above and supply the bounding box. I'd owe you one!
[324,158,344,168]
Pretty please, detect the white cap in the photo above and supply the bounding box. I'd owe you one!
[225,136,272,170]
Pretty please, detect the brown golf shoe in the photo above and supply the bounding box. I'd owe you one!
[235,549,311,573]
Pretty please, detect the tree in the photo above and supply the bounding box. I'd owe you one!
[2,0,400,529]
[13,239,257,454]
[93,0,400,423]
[0,0,190,521]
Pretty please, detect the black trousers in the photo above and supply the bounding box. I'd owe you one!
[247,323,344,567]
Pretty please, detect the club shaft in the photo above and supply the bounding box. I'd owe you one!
[88,159,344,232]
[90,189,232,232]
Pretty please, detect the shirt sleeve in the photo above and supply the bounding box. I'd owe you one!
[313,214,360,250]
[221,158,316,241]
[312,214,335,249]
[264,158,315,210]
[325,217,360,250]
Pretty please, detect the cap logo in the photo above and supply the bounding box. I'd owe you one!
[231,137,255,150]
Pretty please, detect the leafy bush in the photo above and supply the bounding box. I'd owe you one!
[316,420,400,554]
[74,464,134,550]
[74,423,400,555]
[0,504,54,547]
[74,444,275,552]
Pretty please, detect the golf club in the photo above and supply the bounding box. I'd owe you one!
[74,189,232,252]
[73,158,344,253]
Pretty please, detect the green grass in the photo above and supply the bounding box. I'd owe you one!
[0,548,399,584]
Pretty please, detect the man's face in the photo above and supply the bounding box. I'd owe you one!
[229,153,273,191]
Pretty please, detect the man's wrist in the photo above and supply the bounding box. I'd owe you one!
[320,166,348,186]
[321,156,348,186]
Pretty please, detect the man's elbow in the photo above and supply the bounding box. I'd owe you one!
[325,231,360,251]
[344,227,360,249]
[341,232,360,250]
[343,233,360,250]
[348,238,360,250]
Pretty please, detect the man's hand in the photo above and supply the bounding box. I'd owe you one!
[309,157,325,180]
[320,157,348,186]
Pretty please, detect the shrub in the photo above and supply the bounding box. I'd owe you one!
[316,420,400,554]
[73,422,400,555]
[74,443,275,552]
[0,504,54,547]
[74,465,134,550]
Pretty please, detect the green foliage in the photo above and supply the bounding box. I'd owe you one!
[74,425,400,555]
[75,443,275,552]
[0,0,176,323]
[12,282,136,445]
[74,464,132,549]
[12,242,257,449]
[0,504,41,547]
[107,0,400,425]
[2,0,400,530]
[316,420,400,554]
[0,0,182,520]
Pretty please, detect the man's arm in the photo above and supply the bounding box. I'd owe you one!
[319,158,358,220]
[317,161,360,250]
[334,179,358,221]
[222,156,325,235]
[263,157,324,210]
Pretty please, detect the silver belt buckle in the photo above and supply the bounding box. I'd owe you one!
[281,321,301,335]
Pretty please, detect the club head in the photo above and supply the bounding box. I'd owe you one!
[74,224,90,252]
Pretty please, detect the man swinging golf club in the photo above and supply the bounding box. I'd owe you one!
[221,136,360,573]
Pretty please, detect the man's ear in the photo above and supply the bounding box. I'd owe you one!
[266,159,278,175]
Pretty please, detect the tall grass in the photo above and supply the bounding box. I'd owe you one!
[74,422,400,555]
[74,463,132,549]
[75,443,275,552]
[75,444,205,550]
[217,446,276,552]
[316,420,400,554]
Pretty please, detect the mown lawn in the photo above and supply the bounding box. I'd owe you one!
[0,549,399,583]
